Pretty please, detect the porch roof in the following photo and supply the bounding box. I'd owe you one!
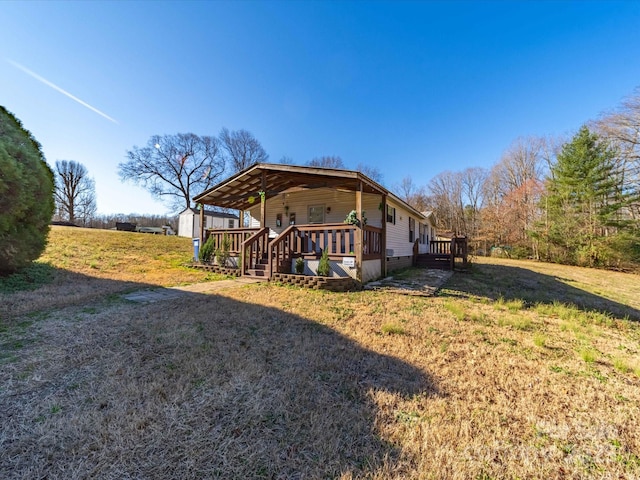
[193,163,389,211]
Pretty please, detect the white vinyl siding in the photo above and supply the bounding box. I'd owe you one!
[384,200,429,257]
[247,188,383,234]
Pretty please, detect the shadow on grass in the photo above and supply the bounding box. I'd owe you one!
[442,262,640,321]
[0,272,437,479]
[0,262,58,293]
[0,266,155,320]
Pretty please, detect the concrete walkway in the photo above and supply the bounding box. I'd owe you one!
[364,269,453,296]
[122,277,265,303]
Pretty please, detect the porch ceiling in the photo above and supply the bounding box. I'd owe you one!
[193,163,387,210]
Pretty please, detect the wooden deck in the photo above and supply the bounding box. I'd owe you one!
[416,238,468,270]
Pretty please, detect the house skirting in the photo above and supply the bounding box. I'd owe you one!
[386,256,413,272]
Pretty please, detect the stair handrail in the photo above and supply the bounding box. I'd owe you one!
[268,224,298,277]
[241,227,270,275]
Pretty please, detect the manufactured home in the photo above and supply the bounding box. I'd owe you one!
[193,163,464,283]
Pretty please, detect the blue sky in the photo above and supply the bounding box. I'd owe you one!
[2,0,640,215]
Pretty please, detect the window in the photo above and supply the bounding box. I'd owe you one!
[386,205,396,224]
[409,217,415,243]
[308,205,325,224]
[228,219,234,228]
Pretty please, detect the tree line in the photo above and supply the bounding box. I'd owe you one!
[400,88,640,269]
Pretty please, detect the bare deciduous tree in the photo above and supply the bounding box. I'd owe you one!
[220,128,269,173]
[396,176,417,202]
[54,160,97,226]
[482,137,546,250]
[394,175,429,211]
[307,156,345,169]
[279,155,295,165]
[119,133,225,212]
[594,88,640,222]
[428,171,466,235]
[495,137,545,193]
[355,163,384,184]
[461,167,488,240]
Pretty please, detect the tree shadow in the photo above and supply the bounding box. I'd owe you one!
[0,266,154,320]
[442,262,640,321]
[0,272,437,479]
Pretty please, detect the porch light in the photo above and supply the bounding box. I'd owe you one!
[326,206,331,213]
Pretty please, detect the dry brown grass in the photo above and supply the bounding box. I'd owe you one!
[1,244,640,479]
[40,225,214,285]
[0,226,222,318]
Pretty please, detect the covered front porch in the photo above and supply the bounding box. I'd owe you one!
[203,223,383,281]
[193,164,388,283]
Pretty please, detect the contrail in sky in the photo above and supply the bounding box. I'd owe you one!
[7,59,118,124]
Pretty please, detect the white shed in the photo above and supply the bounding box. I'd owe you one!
[177,208,239,238]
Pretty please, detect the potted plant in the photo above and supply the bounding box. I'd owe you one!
[344,210,367,226]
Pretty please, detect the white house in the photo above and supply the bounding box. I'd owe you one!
[192,163,460,283]
[177,207,239,238]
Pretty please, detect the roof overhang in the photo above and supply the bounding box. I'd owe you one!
[193,163,431,222]
[193,163,389,211]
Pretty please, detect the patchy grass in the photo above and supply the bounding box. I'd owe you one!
[533,332,547,348]
[381,323,406,335]
[39,226,208,285]
[579,347,599,364]
[1,247,639,478]
[0,226,223,318]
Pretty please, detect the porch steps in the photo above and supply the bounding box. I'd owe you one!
[246,256,269,277]
[416,254,452,270]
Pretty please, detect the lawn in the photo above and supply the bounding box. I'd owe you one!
[0,226,224,317]
[1,228,639,479]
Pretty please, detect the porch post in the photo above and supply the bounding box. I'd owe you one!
[260,170,267,228]
[355,181,363,283]
[381,194,387,277]
[199,205,205,245]
[239,209,244,228]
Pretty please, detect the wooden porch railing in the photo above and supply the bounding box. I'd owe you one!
[363,225,383,260]
[430,240,452,255]
[429,237,468,269]
[242,227,270,275]
[204,228,259,254]
[205,224,385,278]
[268,224,297,276]
[291,223,357,257]
[268,224,384,276]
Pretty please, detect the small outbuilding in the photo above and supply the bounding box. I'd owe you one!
[177,207,239,238]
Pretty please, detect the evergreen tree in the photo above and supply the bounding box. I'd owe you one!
[540,126,632,266]
[0,107,55,274]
